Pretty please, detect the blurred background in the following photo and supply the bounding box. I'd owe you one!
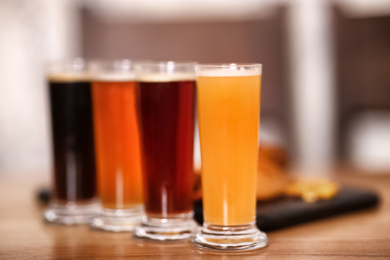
[0,0,390,177]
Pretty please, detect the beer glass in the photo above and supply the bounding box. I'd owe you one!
[194,64,268,250]
[44,58,97,225]
[134,61,197,241]
[90,60,144,232]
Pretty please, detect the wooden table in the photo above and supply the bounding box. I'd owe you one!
[0,171,389,259]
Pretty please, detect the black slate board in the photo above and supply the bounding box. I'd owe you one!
[193,188,380,232]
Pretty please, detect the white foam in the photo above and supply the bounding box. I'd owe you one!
[197,66,262,77]
[92,73,136,82]
[47,72,91,82]
[137,73,195,82]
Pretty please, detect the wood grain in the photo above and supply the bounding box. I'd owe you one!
[0,171,389,259]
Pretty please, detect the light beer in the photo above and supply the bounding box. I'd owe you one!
[197,73,261,225]
[194,64,267,251]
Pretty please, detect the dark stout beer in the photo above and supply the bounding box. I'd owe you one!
[48,75,96,203]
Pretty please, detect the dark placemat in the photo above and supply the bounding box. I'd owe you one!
[193,187,380,232]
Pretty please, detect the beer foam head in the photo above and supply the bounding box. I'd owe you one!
[137,73,195,82]
[47,72,91,83]
[92,73,136,82]
[197,64,262,77]
[46,58,91,82]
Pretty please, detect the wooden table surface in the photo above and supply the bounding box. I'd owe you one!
[0,171,389,259]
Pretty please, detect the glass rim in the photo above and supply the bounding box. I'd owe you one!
[134,61,198,68]
[90,59,137,81]
[196,63,262,69]
[45,57,89,67]
[45,58,142,69]
[90,58,131,63]
[46,58,91,82]
[135,61,197,81]
[89,59,136,73]
[89,58,146,66]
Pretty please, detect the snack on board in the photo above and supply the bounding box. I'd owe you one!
[258,143,290,169]
[285,178,339,203]
[193,143,339,202]
[193,143,291,201]
[256,144,290,200]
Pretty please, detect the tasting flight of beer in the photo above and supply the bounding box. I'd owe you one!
[44,59,267,251]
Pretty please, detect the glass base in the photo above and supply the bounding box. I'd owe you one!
[91,206,143,232]
[134,212,197,241]
[194,222,268,251]
[44,200,98,225]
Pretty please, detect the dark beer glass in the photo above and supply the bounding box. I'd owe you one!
[134,61,197,240]
[44,58,97,225]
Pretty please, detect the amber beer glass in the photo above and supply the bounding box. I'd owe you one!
[134,61,197,240]
[90,60,144,231]
[44,58,97,225]
[194,64,268,250]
